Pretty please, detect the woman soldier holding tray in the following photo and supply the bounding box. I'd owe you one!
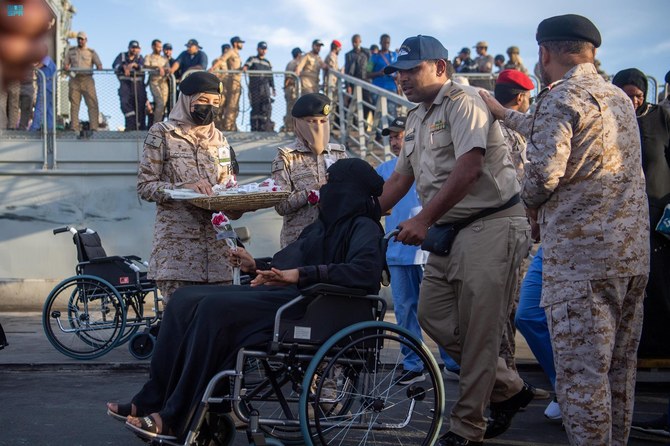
[272,93,348,248]
[137,71,239,303]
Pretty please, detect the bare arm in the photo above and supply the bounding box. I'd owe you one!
[379,171,414,213]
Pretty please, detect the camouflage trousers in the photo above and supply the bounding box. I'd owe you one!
[545,274,647,446]
[157,280,231,305]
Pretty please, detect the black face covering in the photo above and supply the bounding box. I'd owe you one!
[191,104,218,126]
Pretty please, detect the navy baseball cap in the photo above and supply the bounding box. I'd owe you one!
[381,116,406,136]
[291,47,303,58]
[163,43,172,50]
[384,35,449,74]
[231,36,245,44]
[186,39,202,49]
[128,40,140,49]
[258,41,268,49]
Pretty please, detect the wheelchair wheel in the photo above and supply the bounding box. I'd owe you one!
[128,331,155,360]
[42,275,126,360]
[300,321,444,446]
[115,292,145,347]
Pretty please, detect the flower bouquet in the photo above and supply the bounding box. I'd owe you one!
[211,211,241,285]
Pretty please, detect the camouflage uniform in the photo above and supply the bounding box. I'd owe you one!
[397,79,529,442]
[143,53,170,122]
[137,122,235,302]
[283,58,300,131]
[505,63,650,446]
[64,46,102,131]
[212,50,242,131]
[272,139,347,248]
[296,52,323,95]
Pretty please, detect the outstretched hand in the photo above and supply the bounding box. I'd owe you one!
[250,268,299,287]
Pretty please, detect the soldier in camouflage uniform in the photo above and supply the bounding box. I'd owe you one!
[483,15,649,446]
[272,93,347,248]
[137,72,236,303]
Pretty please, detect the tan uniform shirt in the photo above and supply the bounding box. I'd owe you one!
[137,122,235,282]
[143,53,169,83]
[284,59,299,94]
[272,140,347,247]
[505,63,649,287]
[324,51,339,95]
[395,80,520,223]
[296,52,322,81]
[64,46,102,74]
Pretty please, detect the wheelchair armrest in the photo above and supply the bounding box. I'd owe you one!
[124,255,142,261]
[86,255,126,264]
[300,283,367,297]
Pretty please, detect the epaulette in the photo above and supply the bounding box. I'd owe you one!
[327,143,346,152]
[445,82,466,101]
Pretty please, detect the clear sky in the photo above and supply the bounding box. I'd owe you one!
[69,0,669,97]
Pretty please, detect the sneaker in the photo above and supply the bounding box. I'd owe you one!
[436,431,483,446]
[631,414,670,438]
[544,398,562,420]
[395,370,426,386]
[485,381,535,439]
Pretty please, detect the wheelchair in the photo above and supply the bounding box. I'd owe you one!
[155,231,446,446]
[42,226,163,360]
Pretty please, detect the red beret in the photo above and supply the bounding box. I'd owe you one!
[496,69,535,91]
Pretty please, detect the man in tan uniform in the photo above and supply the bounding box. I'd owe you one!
[210,36,244,131]
[209,44,231,130]
[272,93,347,247]
[283,47,302,132]
[323,40,342,101]
[64,31,102,131]
[481,15,649,446]
[380,35,532,446]
[144,39,170,123]
[296,39,327,95]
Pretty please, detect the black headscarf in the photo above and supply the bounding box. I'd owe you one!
[612,68,648,114]
[272,158,385,269]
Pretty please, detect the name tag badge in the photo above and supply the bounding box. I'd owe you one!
[404,128,415,142]
[218,146,231,167]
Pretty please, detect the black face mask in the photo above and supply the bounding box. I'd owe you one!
[191,104,218,126]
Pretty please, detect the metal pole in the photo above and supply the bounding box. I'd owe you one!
[336,77,347,146]
[355,85,366,158]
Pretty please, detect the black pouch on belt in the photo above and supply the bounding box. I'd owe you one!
[420,193,521,256]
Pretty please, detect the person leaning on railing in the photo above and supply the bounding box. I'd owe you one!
[63,31,103,132]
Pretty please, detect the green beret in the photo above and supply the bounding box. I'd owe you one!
[179,71,224,96]
[536,14,601,48]
[291,93,331,118]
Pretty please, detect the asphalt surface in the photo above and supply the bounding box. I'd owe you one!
[0,312,668,446]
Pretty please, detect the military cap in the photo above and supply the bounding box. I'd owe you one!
[221,43,231,53]
[474,41,488,48]
[459,47,470,55]
[292,47,303,58]
[231,36,245,44]
[185,38,202,49]
[381,116,406,136]
[507,46,520,55]
[384,35,449,74]
[496,69,534,90]
[258,41,268,49]
[179,71,224,96]
[536,14,601,48]
[128,40,140,49]
[291,93,331,118]
[76,31,87,39]
[163,43,172,50]
[312,39,324,46]
[332,40,342,48]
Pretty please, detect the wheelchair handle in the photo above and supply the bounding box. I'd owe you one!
[52,226,94,235]
[384,229,400,241]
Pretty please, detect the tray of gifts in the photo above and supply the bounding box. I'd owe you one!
[164,179,289,212]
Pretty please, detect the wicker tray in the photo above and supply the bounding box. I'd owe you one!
[188,191,290,212]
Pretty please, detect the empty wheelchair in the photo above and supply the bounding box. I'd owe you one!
[159,231,446,446]
[42,226,162,360]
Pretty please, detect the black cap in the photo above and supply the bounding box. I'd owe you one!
[258,41,268,50]
[221,43,231,52]
[384,35,450,74]
[381,116,406,136]
[536,14,601,48]
[291,93,331,118]
[185,39,202,49]
[231,36,245,44]
[179,71,224,96]
[459,47,470,55]
[128,40,140,49]
[163,43,172,50]
[291,47,303,58]
[312,39,324,46]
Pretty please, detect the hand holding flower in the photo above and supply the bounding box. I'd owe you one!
[226,247,256,272]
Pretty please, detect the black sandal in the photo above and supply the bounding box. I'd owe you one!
[106,402,138,422]
[125,414,177,441]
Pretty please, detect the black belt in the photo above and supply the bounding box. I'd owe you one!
[453,194,521,230]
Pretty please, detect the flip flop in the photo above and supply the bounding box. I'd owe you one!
[106,402,135,422]
[125,414,177,441]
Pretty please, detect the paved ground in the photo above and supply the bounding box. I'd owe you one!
[0,312,668,445]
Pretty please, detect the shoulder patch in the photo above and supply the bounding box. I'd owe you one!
[144,133,163,148]
[271,157,285,172]
[278,146,296,154]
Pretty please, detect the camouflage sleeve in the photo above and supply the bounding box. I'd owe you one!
[503,108,534,137]
[521,91,574,209]
[272,152,308,216]
[137,126,172,203]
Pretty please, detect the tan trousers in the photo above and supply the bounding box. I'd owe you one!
[545,275,646,446]
[149,79,168,122]
[300,75,319,95]
[69,75,99,130]
[418,212,530,442]
[222,78,241,131]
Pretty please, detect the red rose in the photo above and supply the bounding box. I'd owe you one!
[307,190,320,205]
[272,186,278,191]
[211,212,227,226]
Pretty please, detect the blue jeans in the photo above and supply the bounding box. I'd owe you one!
[515,245,556,387]
[389,265,460,373]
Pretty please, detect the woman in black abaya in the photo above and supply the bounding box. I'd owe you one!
[106,158,385,441]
